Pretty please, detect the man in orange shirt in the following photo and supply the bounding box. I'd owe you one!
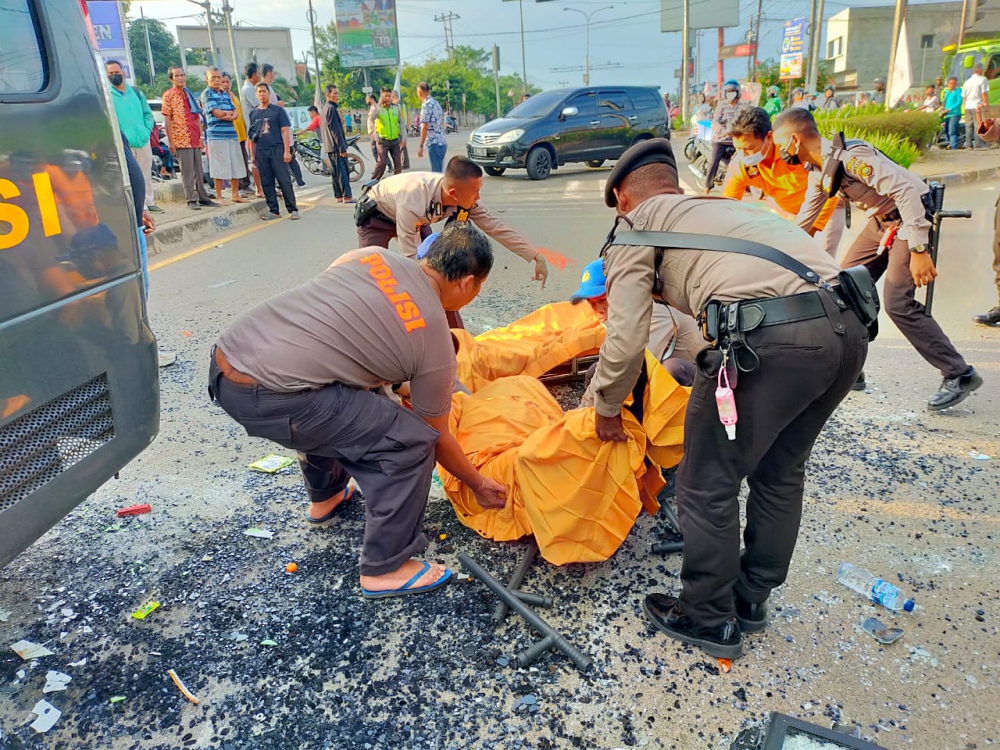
[723,106,845,257]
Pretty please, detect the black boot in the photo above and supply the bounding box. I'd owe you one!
[973,306,1000,327]
[851,371,866,392]
[928,366,983,411]
[642,593,742,659]
[734,594,767,633]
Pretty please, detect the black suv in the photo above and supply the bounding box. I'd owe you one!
[466,86,668,180]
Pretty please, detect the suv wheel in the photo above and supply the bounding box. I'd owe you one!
[586,159,605,168]
[525,146,553,181]
[484,166,506,177]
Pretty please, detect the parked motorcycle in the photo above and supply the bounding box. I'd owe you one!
[687,137,733,191]
[294,133,367,183]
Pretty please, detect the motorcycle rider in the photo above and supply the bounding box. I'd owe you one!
[762,85,782,118]
[704,80,742,194]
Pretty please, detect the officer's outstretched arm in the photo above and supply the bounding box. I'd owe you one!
[590,243,656,422]
[468,202,550,286]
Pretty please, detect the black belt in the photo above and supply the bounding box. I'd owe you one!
[718,290,832,337]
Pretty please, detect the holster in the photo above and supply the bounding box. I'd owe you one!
[353,194,380,227]
[836,265,880,340]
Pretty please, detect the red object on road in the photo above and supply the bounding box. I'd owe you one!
[116,504,152,517]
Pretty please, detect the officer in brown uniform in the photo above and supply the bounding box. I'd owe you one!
[356,155,549,285]
[775,108,983,410]
[972,114,1000,327]
[590,139,869,659]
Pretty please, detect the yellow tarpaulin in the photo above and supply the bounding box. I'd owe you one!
[439,303,690,566]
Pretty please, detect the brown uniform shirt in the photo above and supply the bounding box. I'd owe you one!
[368,172,538,261]
[589,194,843,417]
[217,249,456,418]
[797,138,931,246]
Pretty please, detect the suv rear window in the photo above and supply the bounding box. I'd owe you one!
[0,0,47,93]
[629,88,662,110]
[600,91,633,113]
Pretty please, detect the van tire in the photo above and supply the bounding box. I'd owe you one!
[484,166,506,177]
[526,146,553,180]
[586,159,605,168]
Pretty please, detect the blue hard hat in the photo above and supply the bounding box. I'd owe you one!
[570,258,606,303]
[416,231,440,260]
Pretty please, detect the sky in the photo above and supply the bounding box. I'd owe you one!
[132,0,953,94]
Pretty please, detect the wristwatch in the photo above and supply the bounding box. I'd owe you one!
[910,244,929,254]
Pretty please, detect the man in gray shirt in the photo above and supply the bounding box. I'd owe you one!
[208,224,505,599]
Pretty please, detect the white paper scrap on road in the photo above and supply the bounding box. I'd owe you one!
[43,671,72,693]
[10,640,55,660]
[29,700,61,733]
[244,528,275,539]
[0,608,11,622]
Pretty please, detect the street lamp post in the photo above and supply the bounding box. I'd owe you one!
[307,0,322,107]
[563,5,614,86]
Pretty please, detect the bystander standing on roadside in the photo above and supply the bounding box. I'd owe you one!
[416,81,447,173]
[260,64,306,187]
[392,90,411,170]
[367,94,380,161]
[320,84,354,204]
[345,111,354,134]
[372,87,406,180]
[161,67,216,210]
[204,68,247,205]
[249,82,298,221]
[963,63,990,150]
[240,63,264,198]
[818,85,839,112]
[106,60,163,213]
[942,77,963,150]
[222,72,253,198]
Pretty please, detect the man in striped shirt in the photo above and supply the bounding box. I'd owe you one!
[204,67,247,204]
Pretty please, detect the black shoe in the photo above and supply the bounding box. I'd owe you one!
[199,199,220,207]
[187,201,202,210]
[851,371,866,391]
[973,306,1000,327]
[641,593,742,659]
[734,594,767,633]
[296,181,306,187]
[928,366,983,412]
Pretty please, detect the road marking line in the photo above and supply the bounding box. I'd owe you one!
[149,205,316,272]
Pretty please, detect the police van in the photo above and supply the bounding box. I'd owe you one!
[0,0,159,567]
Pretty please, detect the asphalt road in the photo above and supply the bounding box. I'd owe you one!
[1,136,998,750]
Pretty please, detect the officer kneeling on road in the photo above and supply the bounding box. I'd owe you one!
[590,139,871,659]
[208,224,506,600]
[775,108,982,410]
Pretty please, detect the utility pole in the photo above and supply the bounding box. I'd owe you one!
[717,28,724,91]
[751,0,763,81]
[493,44,502,118]
[222,0,238,80]
[185,1,219,68]
[434,12,460,60]
[958,0,970,49]
[806,0,825,95]
[563,6,613,86]
[307,0,322,107]
[804,0,817,93]
[886,0,907,112]
[680,0,689,127]
[519,0,528,95]
[140,5,155,83]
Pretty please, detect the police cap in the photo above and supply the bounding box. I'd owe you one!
[604,137,676,208]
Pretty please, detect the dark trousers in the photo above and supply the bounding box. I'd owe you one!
[843,217,968,378]
[993,195,1000,303]
[704,141,731,190]
[373,137,402,180]
[256,147,297,215]
[238,140,251,191]
[209,353,440,576]
[327,151,353,200]
[356,216,463,329]
[177,147,210,203]
[676,300,868,626]
[289,150,304,185]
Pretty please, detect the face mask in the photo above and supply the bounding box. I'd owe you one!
[779,138,801,166]
[109,73,124,86]
[726,91,738,102]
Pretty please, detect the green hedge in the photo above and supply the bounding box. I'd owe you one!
[813,106,940,168]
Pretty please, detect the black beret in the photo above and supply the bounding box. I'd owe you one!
[604,137,677,208]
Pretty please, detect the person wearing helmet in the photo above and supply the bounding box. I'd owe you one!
[819,85,840,112]
[790,87,813,111]
[705,79,742,193]
[763,85,782,118]
[569,259,703,395]
[872,77,886,106]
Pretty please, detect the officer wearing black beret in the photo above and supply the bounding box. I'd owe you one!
[591,138,869,659]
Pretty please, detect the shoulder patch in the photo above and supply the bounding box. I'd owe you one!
[845,156,873,180]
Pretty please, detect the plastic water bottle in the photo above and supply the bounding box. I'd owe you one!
[836,563,915,612]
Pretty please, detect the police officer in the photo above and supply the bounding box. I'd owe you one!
[356,155,549,285]
[972,113,1000,327]
[590,139,868,659]
[774,108,983,409]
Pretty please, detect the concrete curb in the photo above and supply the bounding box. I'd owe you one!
[921,165,1000,186]
[147,201,263,258]
[153,180,187,204]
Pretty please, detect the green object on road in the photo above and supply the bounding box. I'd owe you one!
[110,696,126,704]
[248,454,295,473]
[260,639,278,647]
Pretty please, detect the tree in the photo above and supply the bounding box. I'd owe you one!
[752,58,833,99]
[126,17,182,85]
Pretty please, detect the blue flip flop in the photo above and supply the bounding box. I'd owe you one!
[306,485,358,525]
[361,562,453,600]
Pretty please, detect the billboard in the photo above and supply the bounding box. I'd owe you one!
[660,0,740,32]
[89,1,134,81]
[335,0,400,69]
[780,18,806,79]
